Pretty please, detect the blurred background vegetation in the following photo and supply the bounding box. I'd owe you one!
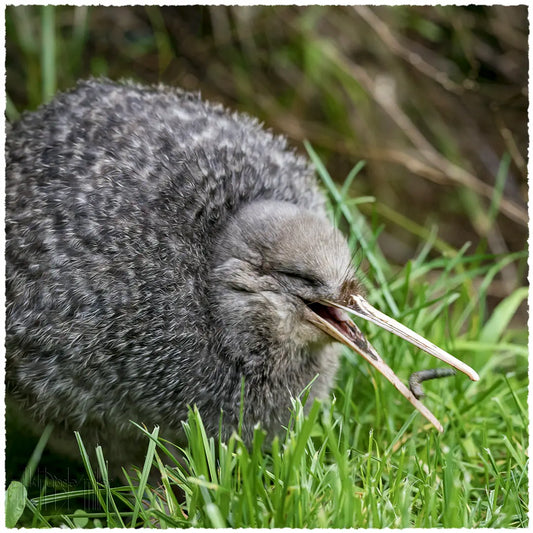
[4,5,528,523]
[6,5,527,280]
[6,6,527,312]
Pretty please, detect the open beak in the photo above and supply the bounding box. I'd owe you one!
[305,294,479,432]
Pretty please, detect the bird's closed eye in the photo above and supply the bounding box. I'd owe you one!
[275,269,322,287]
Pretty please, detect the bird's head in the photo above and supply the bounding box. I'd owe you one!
[209,200,478,431]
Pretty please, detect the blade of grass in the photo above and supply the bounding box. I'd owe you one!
[130,425,160,527]
[335,160,366,225]
[479,286,528,343]
[6,94,20,122]
[95,446,126,527]
[41,5,56,103]
[305,140,398,315]
[20,424,53,488]
[24,497,52,528]
[488,153,511,226]
[74,432,108,515]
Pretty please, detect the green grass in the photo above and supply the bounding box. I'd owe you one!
[6,157,528,528]
[5,5,528,529]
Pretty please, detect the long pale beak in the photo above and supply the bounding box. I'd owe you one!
[306,294,479,432]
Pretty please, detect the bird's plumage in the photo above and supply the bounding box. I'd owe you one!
[6,79,353,469]
[7,79,479,470]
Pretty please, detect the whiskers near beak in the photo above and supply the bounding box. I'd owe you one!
[306,294,479,432]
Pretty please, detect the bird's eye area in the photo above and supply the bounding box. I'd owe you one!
[275,269,322,287]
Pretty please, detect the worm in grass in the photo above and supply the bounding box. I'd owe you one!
[408,368,457,399]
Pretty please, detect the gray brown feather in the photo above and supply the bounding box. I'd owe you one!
[6,79,357,471]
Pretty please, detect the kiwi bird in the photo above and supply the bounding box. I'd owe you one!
[6,79,478,471]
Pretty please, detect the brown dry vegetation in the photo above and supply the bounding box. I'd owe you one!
[7,4,528,310]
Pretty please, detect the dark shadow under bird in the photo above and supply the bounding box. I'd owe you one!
[6,79,478,473]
